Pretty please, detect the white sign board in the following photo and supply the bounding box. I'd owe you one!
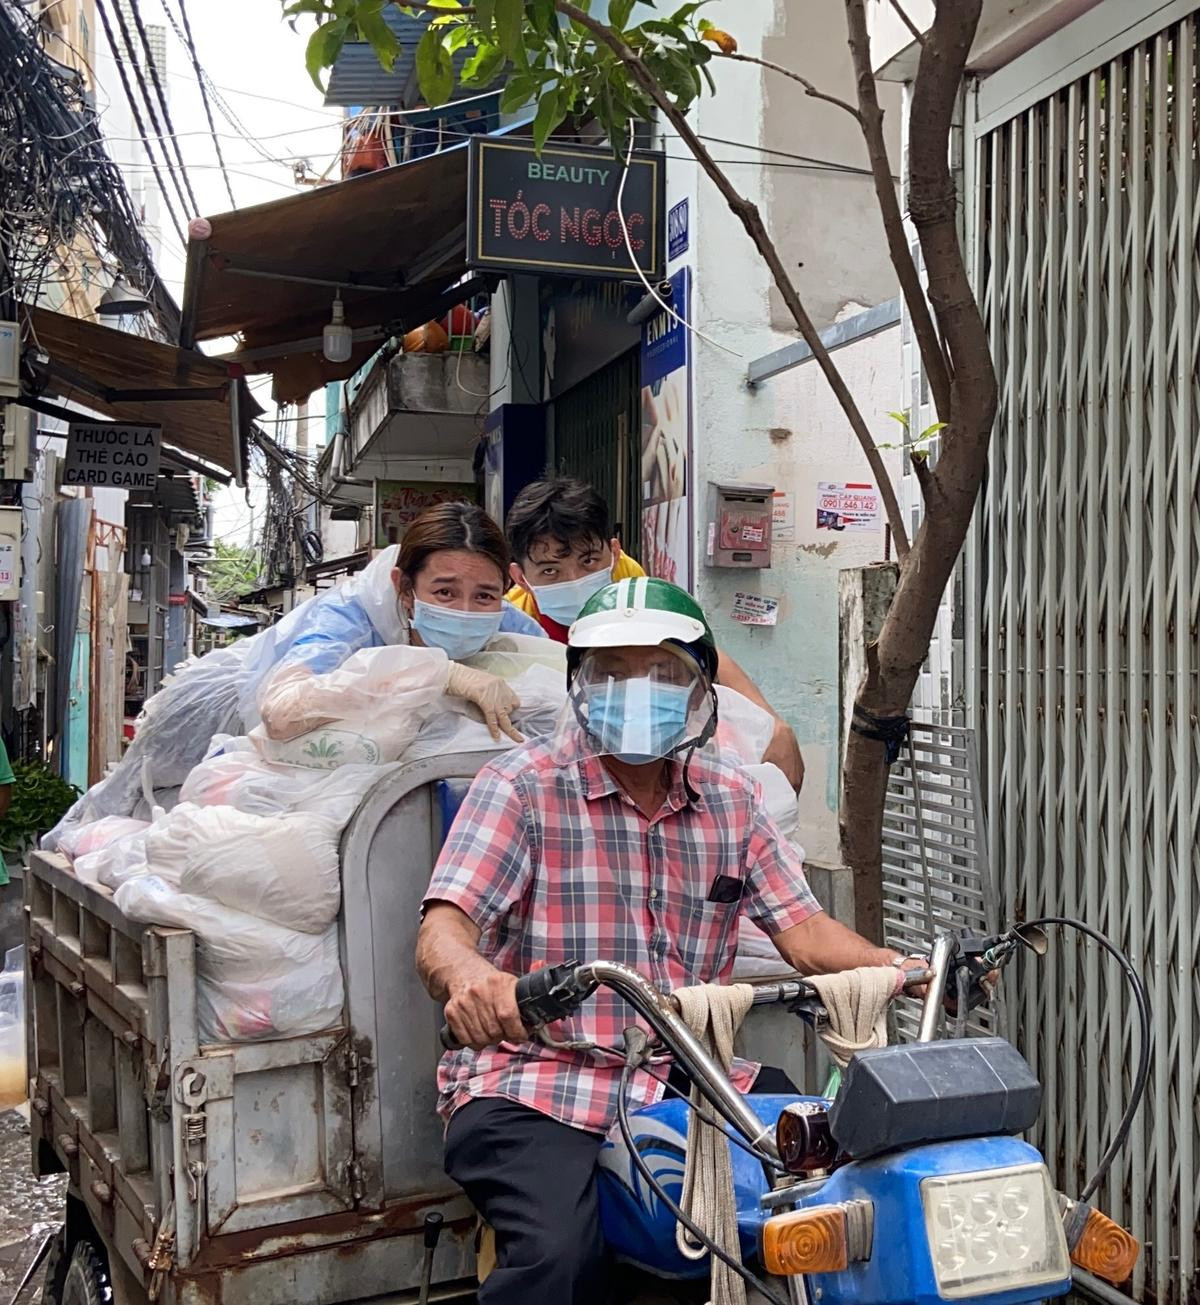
[64,422,161,489]
[772,490,795,543]
[731,591,780,627]
[816,481,881,533]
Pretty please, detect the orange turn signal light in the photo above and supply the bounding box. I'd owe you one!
[761,1206,849,1277]
[1070,1207,1140,1286]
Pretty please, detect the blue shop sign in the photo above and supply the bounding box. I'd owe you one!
[668,197,689,260]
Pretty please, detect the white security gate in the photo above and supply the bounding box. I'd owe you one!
[965,5,1200,1300]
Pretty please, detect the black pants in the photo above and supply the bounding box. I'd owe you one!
[445,1096,610,1305]
[444,1067,798,1305]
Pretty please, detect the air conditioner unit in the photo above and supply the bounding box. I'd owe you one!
[0,322,19,399]
[0,401,32,481]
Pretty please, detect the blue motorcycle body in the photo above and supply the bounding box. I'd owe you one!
[598,1095,1073,1305]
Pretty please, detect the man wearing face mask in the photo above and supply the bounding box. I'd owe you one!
[417,578,925,1305]
[503,476,806,792]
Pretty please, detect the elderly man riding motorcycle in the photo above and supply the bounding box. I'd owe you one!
[417,578,926,1304]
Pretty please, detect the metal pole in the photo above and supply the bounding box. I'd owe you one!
[1072,1269,1139,1305]
[916,934,956,1043]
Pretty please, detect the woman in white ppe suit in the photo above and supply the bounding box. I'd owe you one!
[46,504,540,844]
[253,502,530,746]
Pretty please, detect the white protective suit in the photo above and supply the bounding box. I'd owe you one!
[44,548,544,847]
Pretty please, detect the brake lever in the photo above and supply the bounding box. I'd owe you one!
[786,995,830,1031]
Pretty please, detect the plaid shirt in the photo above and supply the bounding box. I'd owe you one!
[424,733,820,1134]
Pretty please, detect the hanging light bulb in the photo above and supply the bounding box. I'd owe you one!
[323,291,353,363]
[140,546,152,569]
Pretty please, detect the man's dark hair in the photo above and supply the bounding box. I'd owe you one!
[506,476,612,563]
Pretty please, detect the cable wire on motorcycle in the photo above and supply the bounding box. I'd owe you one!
[617,1036,789,1305]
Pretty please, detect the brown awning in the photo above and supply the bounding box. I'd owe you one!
[179,142,481,405]
[26,307,257,482]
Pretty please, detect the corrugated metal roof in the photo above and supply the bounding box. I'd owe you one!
[324,9,489,108]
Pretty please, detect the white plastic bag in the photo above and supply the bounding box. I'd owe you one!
[744,763,799,839]
[405,661,568,762]
[252,644,451,770]
[44,641,251,847]
[142,804,340,932]
[714,686,778,766]
[114,876,344,1043]
[180,751,389,827]
[76,830,150,890]
[732,917,792,980]
[56,816,149,862]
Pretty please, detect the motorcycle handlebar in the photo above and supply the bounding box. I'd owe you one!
[438,963,934,1051]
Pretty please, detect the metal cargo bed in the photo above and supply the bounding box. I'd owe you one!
[23,751,500,1305]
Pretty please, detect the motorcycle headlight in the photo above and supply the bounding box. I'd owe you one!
[921,1163,1070,1299]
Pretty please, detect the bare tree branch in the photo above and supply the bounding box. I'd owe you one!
[838,0,992,939]
[555,0,912,558]
[909,450,936,502]
[905,0,995,500]
[844,0,952,421]
[713,50,863,124]
[889,0,926,47]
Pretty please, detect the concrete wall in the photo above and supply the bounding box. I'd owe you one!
[760,5,900,330]
[669,3,905,864]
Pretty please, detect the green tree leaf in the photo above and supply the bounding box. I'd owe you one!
[610,0,635,30]
[499,71,537,113]
[532,85,568,153]
[354,0,401,69]
[416,23,455,105]
[304,15,352,89]
[474,0,496,33]
[461,42,506,87]
[494,0,524,60]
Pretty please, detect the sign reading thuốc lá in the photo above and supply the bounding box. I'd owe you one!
[64,421,162,489]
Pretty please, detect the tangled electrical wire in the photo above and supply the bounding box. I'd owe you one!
[247,425,329,589]
[0,0,173,331]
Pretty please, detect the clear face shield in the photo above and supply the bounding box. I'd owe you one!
[557,643,717,765]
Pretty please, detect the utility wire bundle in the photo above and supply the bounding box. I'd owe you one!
[0,0,174,334]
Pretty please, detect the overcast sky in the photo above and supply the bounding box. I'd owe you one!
[97,1,344,546]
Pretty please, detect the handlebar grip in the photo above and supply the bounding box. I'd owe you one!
[439,1022,463,1051]
[514,969,542,1009]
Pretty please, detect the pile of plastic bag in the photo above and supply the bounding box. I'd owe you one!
[48,634,571,1045]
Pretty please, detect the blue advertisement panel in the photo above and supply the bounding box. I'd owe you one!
[639,266,691,588]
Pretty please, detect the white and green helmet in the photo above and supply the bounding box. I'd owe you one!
[566,576,720,683]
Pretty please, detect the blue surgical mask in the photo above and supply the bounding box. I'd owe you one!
[584,676,694,763]
[411,599,503,661]
[531,564,614,626]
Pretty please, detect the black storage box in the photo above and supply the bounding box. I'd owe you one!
[829,1037,1042,1160]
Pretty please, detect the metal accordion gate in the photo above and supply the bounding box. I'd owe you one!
[964,5,1200,1299]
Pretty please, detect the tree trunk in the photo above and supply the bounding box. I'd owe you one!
[838,0,997,943]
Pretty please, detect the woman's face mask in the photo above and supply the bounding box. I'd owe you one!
[583,675,695,764]
[531,564,614,626]
[411,599,502,660]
